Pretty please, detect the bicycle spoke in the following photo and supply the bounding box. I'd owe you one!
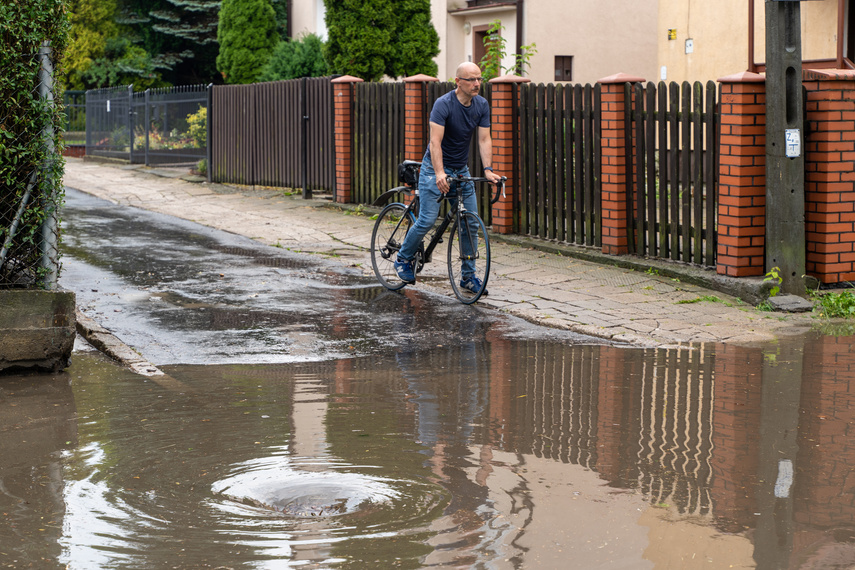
[448,211,490,304]
[371,203,412,290]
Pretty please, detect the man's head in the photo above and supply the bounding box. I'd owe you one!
[455,62,483,98]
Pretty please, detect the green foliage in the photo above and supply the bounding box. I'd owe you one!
[763,266,782,298]
[64,0,118,89]
[118,0,221,85]
[216,0,279,84]
[0,0,70,288]
[479,19,536,81]
[324,0,439,81]
[814,288,855,319]
[185,105,207,148]
[79,36,161,89]
[258,33,328,81]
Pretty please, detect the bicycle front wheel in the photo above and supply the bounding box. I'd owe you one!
[447,211,490,304]
[371,203,413,291]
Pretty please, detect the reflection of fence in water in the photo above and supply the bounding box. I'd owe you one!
[511,344,601,470]
[635,347,715,515]
[508,343,715,516]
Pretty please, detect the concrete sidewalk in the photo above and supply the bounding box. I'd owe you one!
[62,158,818,347]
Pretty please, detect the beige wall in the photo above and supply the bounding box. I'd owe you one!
[657,0,841,83]
[525,0,659,85]
[290,0,327,41]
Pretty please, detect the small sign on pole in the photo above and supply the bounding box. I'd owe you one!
[785,129,800,158]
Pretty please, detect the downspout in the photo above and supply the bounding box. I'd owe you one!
[516,0,524,75]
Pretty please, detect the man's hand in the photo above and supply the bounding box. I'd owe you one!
[437,172,450,193]
[484,169,501,185]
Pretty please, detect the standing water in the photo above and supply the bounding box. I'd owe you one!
[1,330,853,569]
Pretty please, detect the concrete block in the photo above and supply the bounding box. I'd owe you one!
[0,290,76,372]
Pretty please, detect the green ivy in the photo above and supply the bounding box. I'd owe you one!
[0,0,69,288]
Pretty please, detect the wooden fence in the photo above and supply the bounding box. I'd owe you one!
[627,81,719,267]
[351,82,405,205]
[211,77,335,193]
[518,83,602,246]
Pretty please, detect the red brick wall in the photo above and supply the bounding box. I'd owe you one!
[716,72,767,277]
[598,74,645,255]
[331,76,363,204]
[804,70,855,284]
[489,77,529,234]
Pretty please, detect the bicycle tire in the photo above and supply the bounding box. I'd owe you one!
[371,203,414,290]
[447,211,490,304]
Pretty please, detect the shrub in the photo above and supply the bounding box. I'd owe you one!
[258,33,328,81]
[0,0,69,288]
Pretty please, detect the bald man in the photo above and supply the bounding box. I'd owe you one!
[394,62,502,293]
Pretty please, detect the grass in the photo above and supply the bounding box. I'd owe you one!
[813,288,855,318]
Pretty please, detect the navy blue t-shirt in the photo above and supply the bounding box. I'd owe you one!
[424,90,490,170]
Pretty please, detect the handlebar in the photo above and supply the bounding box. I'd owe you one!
[436,175,508,204]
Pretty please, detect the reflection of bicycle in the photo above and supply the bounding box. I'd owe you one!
[370,160,506,305]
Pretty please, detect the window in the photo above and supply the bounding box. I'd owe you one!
[555,56,573,82]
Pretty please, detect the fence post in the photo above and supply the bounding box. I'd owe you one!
[403,74,438,161]
[716,72,766,277]
[331,75,363,204]
[489,75,530,234]
[128,84,134,164]
[206,84,213,184]
[144,89,150,166]
[37,41,58,288]
[597,73,645,255]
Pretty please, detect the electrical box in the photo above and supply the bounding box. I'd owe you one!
[685,39,694,54]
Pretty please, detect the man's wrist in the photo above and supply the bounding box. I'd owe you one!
[483,166,493,172]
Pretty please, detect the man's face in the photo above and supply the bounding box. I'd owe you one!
[456,69,483,96]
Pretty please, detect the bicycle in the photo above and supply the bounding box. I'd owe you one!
[370,160,506,305]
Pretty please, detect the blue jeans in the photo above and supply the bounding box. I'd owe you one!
[398,160,480,279]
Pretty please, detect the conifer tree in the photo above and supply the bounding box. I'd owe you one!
[216,0,279,84]
[324,0,438,81]
[258,33,328,81]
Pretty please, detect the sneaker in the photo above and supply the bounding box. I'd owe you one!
[394,256,416,283]
[460,276,488,296]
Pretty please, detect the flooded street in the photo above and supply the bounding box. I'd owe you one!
[3,189,855,568]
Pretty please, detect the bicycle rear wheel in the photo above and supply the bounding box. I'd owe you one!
[371,203,414,290]
[447,211,490,304]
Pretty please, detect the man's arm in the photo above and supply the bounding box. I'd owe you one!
[478,126,501,184]
[429,121,450,193]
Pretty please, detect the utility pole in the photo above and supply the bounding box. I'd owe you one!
[765,0,806,296]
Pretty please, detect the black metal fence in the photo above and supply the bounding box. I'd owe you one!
[85,85,133,161]
[63,90,86,133]
[133,84,209,167]
[86,84,209,167]
[627,81,719,267]
[210,77,335,194]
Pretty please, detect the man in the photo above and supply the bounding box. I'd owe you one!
[394,61,502,293]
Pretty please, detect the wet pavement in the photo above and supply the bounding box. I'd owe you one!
[61,159,820,347]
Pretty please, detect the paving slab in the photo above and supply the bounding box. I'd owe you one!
[62,158,824,347]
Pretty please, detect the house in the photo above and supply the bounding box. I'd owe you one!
[289,0,851,85]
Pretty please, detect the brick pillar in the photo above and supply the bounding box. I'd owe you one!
[803,69,855,284]
[598,73,645,255]
[716,72,766,277]
[331,75,363,204]
[489,75,530,234]
[403,74,438,162]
